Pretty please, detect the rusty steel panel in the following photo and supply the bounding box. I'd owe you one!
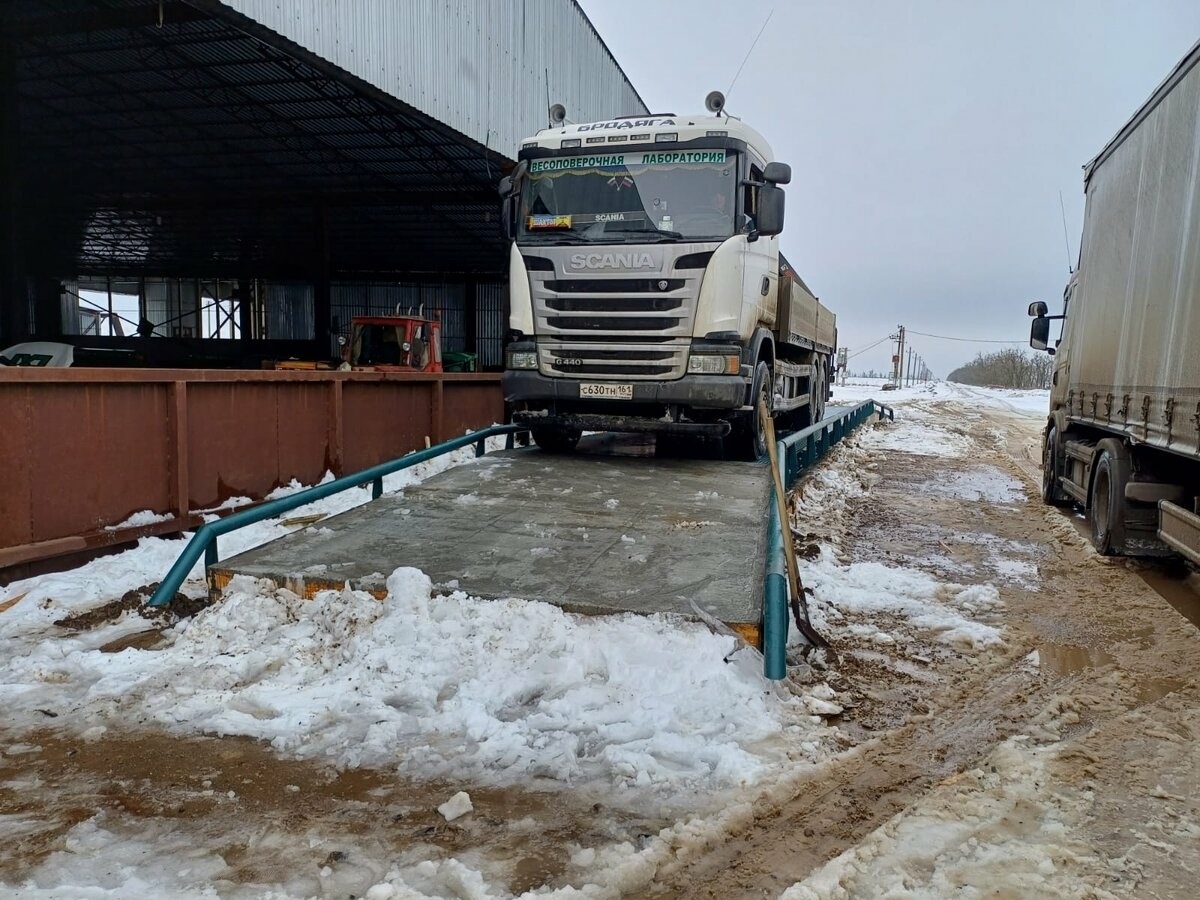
[443,380,505,439]
[341,380,432,474]
[186,381,331,508]
[0,369,506,580]
[0,376,174,547]
[0,382,34,549]
[25,382,172,542]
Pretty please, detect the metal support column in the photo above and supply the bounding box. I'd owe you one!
[0,40,26,346]
[313,206,332,360]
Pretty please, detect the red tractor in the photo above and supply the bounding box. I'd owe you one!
[345,310,442,373]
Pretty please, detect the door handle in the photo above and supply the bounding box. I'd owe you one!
[761,276,770,296]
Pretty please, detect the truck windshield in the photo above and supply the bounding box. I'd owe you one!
[517,149,738,243]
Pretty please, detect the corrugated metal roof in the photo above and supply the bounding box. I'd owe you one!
[219,0,649,156]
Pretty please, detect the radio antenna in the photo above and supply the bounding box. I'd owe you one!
[1059,190,1074,274]
[726,7,774,101]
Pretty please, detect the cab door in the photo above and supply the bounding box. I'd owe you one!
[741,159,778,334]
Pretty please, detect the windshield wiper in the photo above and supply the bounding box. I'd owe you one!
[609,226,684,241]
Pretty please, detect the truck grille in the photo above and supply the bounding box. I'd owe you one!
[538,341,688,378]
[530,261,703,380]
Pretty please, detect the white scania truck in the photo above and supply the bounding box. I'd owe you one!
[498,96,836,459]
[1028,40,1200,564]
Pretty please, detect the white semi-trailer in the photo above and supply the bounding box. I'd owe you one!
[1029,40,1200,563]
[499,95,836,460]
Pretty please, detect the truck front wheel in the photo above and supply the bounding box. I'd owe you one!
[531,427,582,454]
[1041,425,1070,507]
[1090,438,1131,554]
[726,361,772,461]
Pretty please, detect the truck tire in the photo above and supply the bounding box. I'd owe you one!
[812,360,827,424]
[1089,438,1131,555]
[1041,425,1071,507]
[531,427,582,454]
[726,361,772,461]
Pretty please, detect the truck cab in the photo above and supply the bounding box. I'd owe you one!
[498,108,799,459]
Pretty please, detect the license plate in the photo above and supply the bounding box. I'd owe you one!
[579,382,634,400]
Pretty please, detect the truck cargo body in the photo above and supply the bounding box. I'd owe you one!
[1032,40,1200,562]
[499,112,836,460]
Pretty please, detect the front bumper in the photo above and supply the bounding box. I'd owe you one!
[502,369,747,409]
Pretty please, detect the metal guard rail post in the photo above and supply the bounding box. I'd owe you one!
[761,399,893,679]
[148,424,526,608]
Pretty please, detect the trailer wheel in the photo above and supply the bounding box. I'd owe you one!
[726,361,772,461]
[1041,425,1070,507]
[1090,438,1131,555]
[531,427,582,454]
[812,360,827,424]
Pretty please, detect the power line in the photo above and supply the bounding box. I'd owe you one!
[906,329,1025,344]
[847,335,891,359]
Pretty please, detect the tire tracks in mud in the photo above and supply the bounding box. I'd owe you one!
[648,396,1200,899]
[648,659,1046,899]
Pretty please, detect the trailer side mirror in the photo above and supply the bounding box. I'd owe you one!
[1030,316,1051,351]
[756,184,785,237]
[764,161,792,185]
[1027,300,1048,317]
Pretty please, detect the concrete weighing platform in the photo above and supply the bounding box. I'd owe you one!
[210,436,774,638]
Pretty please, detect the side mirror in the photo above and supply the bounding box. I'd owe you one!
[764,161,792,185]
[1030,316,1051,351]
[1027,300,1048,317]
[498,175,513,199]
[500,195,517,242]
[756,184,785,236]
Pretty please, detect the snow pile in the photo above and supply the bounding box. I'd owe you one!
[1,567,802,795]
[804,548,1005,650]
[780,738,1096,900]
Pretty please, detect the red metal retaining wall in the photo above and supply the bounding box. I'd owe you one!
[0,369,504,581]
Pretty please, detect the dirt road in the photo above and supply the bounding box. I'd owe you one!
[653,389,1200,898]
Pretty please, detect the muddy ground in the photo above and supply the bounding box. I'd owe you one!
[2,391,1198,897]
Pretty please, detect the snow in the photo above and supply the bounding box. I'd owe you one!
[832,378,1049,416]
[803,548,1005,651]
[437,791,473,821]
[1,565,809,797]
[105,509,174,530]
[780,738,1093,900]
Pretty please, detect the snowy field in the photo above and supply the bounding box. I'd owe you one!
[0,382,1089,899]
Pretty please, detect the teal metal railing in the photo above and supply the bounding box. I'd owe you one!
[762,400,894,679]
[146,424,526,608]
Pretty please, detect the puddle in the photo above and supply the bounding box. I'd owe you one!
[1038,642,1115,676]
[1136,677,1186,704]
[1137,566,1200,629]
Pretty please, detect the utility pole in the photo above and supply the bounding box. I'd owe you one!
[893,325,905,386]
[906,347,913,387]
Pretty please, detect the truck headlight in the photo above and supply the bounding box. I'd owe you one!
[507,350,538,370]
[688,353,740,375]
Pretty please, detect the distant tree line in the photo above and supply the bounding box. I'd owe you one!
[947,348,1052,389]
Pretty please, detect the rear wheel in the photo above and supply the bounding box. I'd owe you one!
[726,361,772,461]
[531,427,582,454]
[1090,438,1131,555]
[812,360,827,424]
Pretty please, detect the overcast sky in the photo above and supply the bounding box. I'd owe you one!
[578,1,1200,377]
